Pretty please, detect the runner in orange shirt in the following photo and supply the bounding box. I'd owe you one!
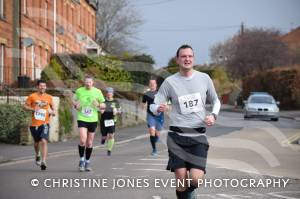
[24,80,55,171]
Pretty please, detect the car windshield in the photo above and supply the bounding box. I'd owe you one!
[249,96,274,104]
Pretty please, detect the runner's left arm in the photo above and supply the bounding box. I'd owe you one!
[206,76,221,116]
[73,89,81,110]
[142,94,147,111]
[97,90,106,111]
[204,76,221,126]
[48,96,56,117]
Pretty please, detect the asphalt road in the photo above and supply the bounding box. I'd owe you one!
[0,111,299,199]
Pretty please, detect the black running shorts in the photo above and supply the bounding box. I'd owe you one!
[30,124,50,142]
[166,131,209,173]
[77,120,98,133]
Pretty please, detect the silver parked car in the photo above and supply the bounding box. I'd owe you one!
[244,93,280,121]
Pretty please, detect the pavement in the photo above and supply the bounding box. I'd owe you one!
[0,124,149,164]
[0,105,299,164]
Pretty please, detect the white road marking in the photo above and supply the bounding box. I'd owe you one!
[152,196,162,199]
[268,191,300,199]
[134,168,166,172]
[197,191,300,199]
[140,158,168,161]
[126,162,165,166]
[112,168,124,170]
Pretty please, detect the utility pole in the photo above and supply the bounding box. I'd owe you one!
[240,22,244,36]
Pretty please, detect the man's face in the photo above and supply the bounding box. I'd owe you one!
[37,83,47,93]
[106,92,113,99]
[176,48,194,71]
[149,80,157,91]
[84,78,94,89]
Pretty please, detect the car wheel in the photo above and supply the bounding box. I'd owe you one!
[244,115,249,120]
[271,118,278,121]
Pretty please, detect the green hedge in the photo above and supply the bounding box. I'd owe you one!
[242,66,300,109]
[0,104,31,144]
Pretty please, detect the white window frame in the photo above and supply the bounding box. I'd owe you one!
[23,0,27,15]
[0,44,4,83]
[31,45,35,80]
[38,46,41,67]
[23,46,27,75]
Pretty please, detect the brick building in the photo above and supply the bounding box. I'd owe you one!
[0,0,101,87]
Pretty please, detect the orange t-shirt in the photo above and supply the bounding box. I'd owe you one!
[25,92,53,127]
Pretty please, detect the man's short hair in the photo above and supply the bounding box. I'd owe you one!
[106,87,114,94]
[37,79,46,86]
[84,74,94,80]
[176,44,194,57]
[149,77,157,82]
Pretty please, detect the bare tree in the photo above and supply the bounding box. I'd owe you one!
[96,0,143,55]
[210,28,289,78]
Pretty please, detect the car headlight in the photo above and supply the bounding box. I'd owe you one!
[247,107,256,111]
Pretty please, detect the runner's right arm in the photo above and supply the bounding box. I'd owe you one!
[72,90,81,110]
[150,81,170,115]
[24,95,35,112]
[97,89,106,112]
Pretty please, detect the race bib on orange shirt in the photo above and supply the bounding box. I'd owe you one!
[34,109,47,121]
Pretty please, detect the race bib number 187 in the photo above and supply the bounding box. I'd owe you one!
[178,93,203,114]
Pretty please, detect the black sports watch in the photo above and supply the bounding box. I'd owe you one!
[210,113,217,120]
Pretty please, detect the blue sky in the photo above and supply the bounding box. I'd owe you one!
[131,0,300,67]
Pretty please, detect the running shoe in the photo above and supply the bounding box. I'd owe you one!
[40,162,47,171]
[101,139,106,145]
[79,160,85,172]
[151,149,158,156]
[186,190,196,199]
[107,150,111,156]
[35,156,41,166]
[85,161,92,171]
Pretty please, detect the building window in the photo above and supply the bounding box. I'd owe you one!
[0,44,4,83]
[0,0,4,19]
